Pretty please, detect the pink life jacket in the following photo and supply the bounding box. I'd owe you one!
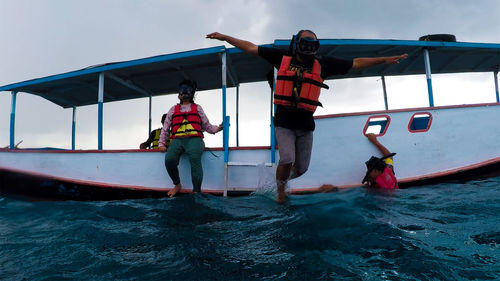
[374,166,398,189]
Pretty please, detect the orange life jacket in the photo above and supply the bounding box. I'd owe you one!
[274,55,329,112]
[170,104,203,139]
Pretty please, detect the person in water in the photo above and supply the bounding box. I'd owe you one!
[158,80,223,197]
[140,113,168,149]
[362,133,398,189]
[319,133,398,192]
[206,30,407,202]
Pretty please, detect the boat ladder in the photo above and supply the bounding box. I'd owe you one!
[223,161,274,196]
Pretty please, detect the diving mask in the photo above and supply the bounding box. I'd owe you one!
[296,37,319,55]
[178,84,195,99]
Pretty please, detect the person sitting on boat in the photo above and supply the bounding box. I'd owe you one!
[158,80,223,197]
[206,30,407,202]
[139,113,168,149]
[362,133,398,189]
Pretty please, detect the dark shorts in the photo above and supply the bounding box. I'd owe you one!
[275,126,313,174]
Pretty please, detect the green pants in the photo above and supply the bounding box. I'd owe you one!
[164,137,205,192]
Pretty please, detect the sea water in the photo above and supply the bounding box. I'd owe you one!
[1,177,499,280]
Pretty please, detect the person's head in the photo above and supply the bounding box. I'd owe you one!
[178,79,197,103]
[161,113,167,124]
[362,156,388,187]
[362,153,397,188]
[294,29,319,62]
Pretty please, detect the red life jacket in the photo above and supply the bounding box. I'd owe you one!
[274,55,329,112]
[170,104,203,139]
[374,166,398,189]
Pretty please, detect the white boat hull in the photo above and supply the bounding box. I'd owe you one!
[1,103,500,199]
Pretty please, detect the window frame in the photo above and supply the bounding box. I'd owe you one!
[362,114,391,136]
[407,112,433,133]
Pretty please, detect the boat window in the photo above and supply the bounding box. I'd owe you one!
[408,112,432,133]
[363,115,390,136]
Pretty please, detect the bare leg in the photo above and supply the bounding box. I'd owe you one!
[168,183,182,197]
[276,163,292,203]
[289,166,305,180]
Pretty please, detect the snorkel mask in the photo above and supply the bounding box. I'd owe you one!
[178,80,196,101]
[293,30,320,63]
[296,36,320,55]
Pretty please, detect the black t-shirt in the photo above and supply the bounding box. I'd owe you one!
[258,46,353,131]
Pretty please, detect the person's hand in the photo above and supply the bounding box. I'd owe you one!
[206,32,226,41]
[365,133,377,142]
[158,146,167,152]
[319,184,338,192]
[217,123,224,132]
[387,53,408,64]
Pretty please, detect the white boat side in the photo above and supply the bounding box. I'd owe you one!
[1,103,499,196]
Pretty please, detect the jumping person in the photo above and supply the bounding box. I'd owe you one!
[206,30,407,202]
[140,113,167,149]
[158,80,223,197]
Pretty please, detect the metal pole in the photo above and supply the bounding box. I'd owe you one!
[236,85,239,147]
[9,91,17,149]
[72,107,76,150]
[381,76,389,110]
[222,51,228,160]
[148,95,152,135]
[494,71,499,103]
[221,51,229,197]
[423,48,434,107]
[98,72,104,150]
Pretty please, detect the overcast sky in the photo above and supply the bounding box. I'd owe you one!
[1,0,499,149]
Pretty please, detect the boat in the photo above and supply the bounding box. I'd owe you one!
[1,36,500,200]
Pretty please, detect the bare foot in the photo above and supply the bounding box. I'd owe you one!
[168,184,182,197]
[276,183,287,204]
[319,184,338,192]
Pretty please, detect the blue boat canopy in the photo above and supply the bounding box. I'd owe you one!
[1,39,500,108]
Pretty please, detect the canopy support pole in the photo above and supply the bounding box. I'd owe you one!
[72,107,76,150]
[148,96,152,136]
[381,76,389,110]
[423,48,434,107]
[494,71,499,103]
[9,91,17,149]
[222,51,230,197]
[98,72,104,150]
[222,51,228,158]
[236,85,239,147]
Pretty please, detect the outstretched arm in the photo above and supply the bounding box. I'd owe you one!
[206,32,258,55]
[366,133,391,157]
[352,54,408,70]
